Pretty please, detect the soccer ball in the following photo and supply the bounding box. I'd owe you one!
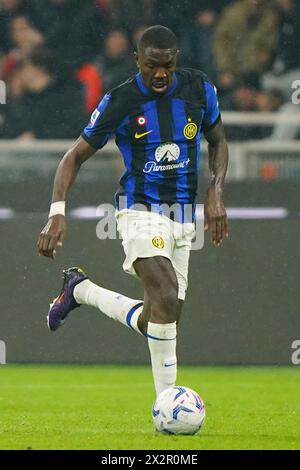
[152,386,205,435]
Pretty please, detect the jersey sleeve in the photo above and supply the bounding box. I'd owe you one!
[202,81,221,132]
[81,93,119,150]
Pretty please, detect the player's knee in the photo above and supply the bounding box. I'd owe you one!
[150,284,178,324]
[137,317,148,336]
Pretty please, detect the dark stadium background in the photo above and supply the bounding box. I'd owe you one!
[0,0,300,365]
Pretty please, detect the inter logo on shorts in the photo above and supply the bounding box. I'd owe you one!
[183,118,198,140]
[152,236,165,249]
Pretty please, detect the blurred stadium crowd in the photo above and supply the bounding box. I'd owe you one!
[0,0,300,140]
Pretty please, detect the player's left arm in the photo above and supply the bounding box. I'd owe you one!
[203,119,229,246]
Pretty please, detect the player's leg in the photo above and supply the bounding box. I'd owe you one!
[48,261,181,335]
[137,220,195,394]
[136,290,151,336]
[176,300,184,324]
[73,261,184,336]
[47,264,180,336]
[47,267,144,333]
[72,274,144,334]
[137,292,183,336]
[134,256,180,395]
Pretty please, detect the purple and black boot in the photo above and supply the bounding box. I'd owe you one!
[47,267,88,331]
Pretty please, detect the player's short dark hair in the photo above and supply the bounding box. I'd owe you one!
[137,25,177,52]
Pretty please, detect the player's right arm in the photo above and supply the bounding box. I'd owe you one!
[37,136,96,259]
[37,91,122,258]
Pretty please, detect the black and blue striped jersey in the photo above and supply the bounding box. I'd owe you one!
[82,68,221,222]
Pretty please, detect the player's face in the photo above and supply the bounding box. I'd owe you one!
[136,47,178,94]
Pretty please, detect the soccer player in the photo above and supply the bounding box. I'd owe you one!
[37,26,229,396]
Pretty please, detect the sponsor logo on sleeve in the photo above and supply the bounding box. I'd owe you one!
[90,108,100,126]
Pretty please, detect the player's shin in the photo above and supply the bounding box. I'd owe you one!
[73,280,143,335]
[147,322,177,396]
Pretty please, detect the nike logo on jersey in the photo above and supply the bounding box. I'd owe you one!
[134,130,153,139]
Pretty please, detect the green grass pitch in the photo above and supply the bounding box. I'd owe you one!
[0,365,299,450]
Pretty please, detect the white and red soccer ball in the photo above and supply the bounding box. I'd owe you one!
[152,386,205,435]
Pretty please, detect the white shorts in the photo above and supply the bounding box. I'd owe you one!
[115,209,195,300]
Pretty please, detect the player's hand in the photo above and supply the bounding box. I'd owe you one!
[204,187,228,247]
[37,215,66,259]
